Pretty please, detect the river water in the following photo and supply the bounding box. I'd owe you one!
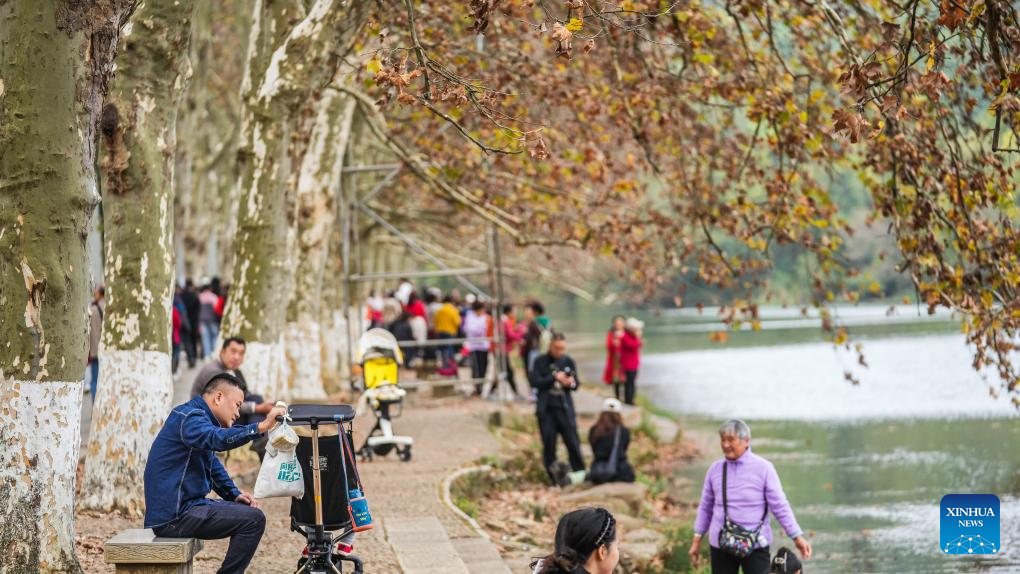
[554,303,1019,573]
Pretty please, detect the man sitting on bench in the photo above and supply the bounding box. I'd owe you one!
[144,373,286,574]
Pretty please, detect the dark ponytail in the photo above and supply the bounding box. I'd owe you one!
[530,507,617,574]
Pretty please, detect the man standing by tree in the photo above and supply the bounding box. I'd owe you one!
[181,279,202,366]
[145,374,286,573]
[530,332,585,484]
[86,285,105,401]
[191,337,274,458]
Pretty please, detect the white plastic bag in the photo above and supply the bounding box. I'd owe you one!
[253,419,304,499]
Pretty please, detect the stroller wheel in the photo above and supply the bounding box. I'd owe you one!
[398,445,412,462]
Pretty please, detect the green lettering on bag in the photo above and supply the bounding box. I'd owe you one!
[277,459,301,482]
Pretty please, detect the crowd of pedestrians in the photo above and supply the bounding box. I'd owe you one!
[368,279,561,400]
[172,277,228,373]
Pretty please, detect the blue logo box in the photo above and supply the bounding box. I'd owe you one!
[940,494,1000,555]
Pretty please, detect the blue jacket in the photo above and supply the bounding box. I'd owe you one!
[143,395,262,528]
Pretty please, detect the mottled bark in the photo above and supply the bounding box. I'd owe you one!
[80,0,195,516]
[174,0,250,281]
[221,0,369,398]
[283,91,355,400]
[0,1,136,572]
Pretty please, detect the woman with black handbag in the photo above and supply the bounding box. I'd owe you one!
[688,420,812,573]
[586,398,635,484]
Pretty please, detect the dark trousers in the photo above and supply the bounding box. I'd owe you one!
[183,330,198,367]
[86,358,99,399]
[538,407,585,477]
[504,355,518,395]
[172,342,181,374]
[614,370,638,405]
[709,546,770,574]
[154,502,266,574]
[470,350,488,393]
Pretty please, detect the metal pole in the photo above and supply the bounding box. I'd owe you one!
[351,267,489,281]
[493,224,510,398]
[341,147,356,392]
[357,203,489,297]
[342,163,402,174]
[357,166,401,207]
[487,224,506,400]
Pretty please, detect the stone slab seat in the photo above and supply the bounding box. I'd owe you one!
[105,529,203,574]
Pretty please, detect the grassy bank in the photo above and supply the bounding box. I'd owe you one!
[450,393,712,573]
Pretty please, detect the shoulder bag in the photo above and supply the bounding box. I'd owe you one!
[718,462,768,557]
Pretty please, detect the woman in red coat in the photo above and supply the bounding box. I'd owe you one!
[603,316,643,405]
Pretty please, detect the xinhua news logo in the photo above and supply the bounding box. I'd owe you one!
[940,494,1000,556]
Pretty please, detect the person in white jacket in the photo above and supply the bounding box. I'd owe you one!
[462,301,491,395]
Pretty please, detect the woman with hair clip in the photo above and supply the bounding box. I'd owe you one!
[531,507,621,574]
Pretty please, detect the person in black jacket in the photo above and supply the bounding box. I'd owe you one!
[530,332,585,484]
[180,279,202,366]
[587,398,635,484]
[387,311,417,364]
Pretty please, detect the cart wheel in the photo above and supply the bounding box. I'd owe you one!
[399,446,412,462]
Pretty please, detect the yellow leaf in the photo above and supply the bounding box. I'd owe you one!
[566,18,583,32]
[694,53,714,65]
[834,329,848,345]
[367,59,382,74]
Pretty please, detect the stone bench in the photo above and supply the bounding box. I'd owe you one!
[105,529,203,574]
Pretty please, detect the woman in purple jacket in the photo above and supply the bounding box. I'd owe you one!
[689,420,812,574]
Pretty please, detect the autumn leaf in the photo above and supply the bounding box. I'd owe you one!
[551,22,573,57]
[937,0,966,31]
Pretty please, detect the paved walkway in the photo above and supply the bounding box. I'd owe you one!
[77,365,511,573]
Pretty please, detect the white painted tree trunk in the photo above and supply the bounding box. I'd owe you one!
[284,321,326,401]
[0,380,84,571]
[79,351,173,513]
[1,2,135,571]
[321,309,347,393]
[242,340,286,399]
[78,0,195,515]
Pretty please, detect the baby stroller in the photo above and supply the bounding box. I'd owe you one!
[355,329,413,462]
[285,404,367,574]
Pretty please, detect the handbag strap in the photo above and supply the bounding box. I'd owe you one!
[337,425,363,492]
[721,461,769,528]
[722,461,729,521]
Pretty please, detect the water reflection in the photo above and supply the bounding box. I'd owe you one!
[674,413,1019,572]
[640,334,1014,420]
[556,300,1019,571]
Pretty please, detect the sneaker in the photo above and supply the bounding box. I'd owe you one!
[549,460,571,487]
